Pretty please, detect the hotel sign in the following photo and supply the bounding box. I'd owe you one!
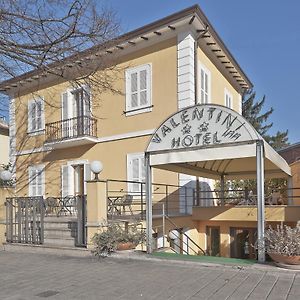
[147,104,258,152]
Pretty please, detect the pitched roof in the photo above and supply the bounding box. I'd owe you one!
[0,4,253,94]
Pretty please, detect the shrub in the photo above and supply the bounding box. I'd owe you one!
[91,222,145,258]
[264,224,300,256]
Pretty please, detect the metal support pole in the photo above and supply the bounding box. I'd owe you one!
[287,176,293,205]
[256,140,265,263]
[145,152,153,254]
[162,203,165,248]
[220,174,225,206]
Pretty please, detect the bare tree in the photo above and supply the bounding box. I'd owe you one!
[0,0,121,114]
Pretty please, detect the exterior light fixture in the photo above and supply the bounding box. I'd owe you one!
[90,161,103,181]
[168,230,179,240]
[0,170,12,181]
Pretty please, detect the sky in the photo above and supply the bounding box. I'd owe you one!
[103,0,300,144]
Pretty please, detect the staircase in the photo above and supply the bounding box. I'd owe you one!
[43,216,77,247]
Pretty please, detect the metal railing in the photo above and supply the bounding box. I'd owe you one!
[106,179,196,221]
[106,181,300,222]
[193,187,300,207]
[6,197,44,244]
[45,115,97,143]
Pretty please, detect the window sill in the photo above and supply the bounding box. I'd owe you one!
[125,105,153,117]
[27,129,45,136]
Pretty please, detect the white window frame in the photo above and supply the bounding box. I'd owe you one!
[28,164,45,197]
[127,152,145,194]
[125,64,152,116]
[62,85,92,120]
[224,88,233,109]
[198,62,211,104]
[27,97,45,135]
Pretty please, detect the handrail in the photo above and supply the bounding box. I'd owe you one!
[165,215,205,255]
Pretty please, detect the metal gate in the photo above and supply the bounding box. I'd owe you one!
[76,195,87,246]
[6,197,44,244]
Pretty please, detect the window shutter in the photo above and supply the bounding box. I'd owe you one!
[61,165,69,197]
[83,163,92,194]
[131,72,138,108]
[83,87,91,117]
[28,101,36,132]
[37,168,43,196]
[28,168,35,196]
[139,69,147,106]
[61,92,69,120]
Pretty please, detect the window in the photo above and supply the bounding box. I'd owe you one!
[61,86,91,120]
[127,153,145,193]
[225,89,233,109]
[28,98,44,134]
[28,165,45,197]
[125,64,152,115]
[198,63,211,104]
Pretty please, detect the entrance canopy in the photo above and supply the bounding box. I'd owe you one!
[146,104,290,180]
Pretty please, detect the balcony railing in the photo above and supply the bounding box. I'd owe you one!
[45,115,97,143]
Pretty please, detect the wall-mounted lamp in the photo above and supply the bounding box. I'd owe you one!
[0,170,12,182]
[90,161,103,181]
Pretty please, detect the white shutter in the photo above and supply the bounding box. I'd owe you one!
[29,166,44,196]
[28,101,35,132]
[139,69,147,106]
[131,72,138,108]
[61,92,69,120]
[28,167,35,196]
[83,87,91,117]
[83,163,91,194]
[125,64,151,113]
[61,165,74,197]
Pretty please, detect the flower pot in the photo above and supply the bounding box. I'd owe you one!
[269,253,300,265]
[117,242,136,251]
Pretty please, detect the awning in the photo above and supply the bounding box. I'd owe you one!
[146,104,291,180]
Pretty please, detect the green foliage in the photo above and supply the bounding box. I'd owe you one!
[242,91,289,150]
[91,223,145,258]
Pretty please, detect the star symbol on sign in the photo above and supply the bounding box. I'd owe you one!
[181,124,192,135]
[198,122,209,132]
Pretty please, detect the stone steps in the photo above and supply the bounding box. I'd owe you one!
[43,216,77,247]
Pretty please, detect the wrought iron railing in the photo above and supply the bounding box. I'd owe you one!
[45,115,97,143]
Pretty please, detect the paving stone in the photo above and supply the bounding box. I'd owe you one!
[0,251,300,300]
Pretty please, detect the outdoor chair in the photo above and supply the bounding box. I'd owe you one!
[116,194,133,215]
[265,191,283,205]
[44,197,58,216]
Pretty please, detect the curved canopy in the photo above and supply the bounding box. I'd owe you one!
[146,104,290,179]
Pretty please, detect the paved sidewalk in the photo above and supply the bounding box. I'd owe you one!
[0,251,299,300]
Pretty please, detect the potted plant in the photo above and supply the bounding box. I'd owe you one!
[264,223,300,265]
[91,222,145,257]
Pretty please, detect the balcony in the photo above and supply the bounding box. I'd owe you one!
[192,188,300,223]
[45,116,98,149]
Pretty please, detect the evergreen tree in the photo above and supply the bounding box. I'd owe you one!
[242,91,289,150]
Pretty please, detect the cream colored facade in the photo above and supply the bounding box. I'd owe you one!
[0,120,9,166]
[3,5,294,258]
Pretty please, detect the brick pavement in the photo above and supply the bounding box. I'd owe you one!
[0,251,299,300]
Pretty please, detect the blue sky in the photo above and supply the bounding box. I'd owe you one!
[104,0,300,144]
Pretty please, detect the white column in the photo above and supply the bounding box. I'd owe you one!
[177,31,195,109]
[145,152,153,254]
[256,140,265,263]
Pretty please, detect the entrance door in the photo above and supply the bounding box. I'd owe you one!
[230,227,257,259]
[206,226,220,256]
